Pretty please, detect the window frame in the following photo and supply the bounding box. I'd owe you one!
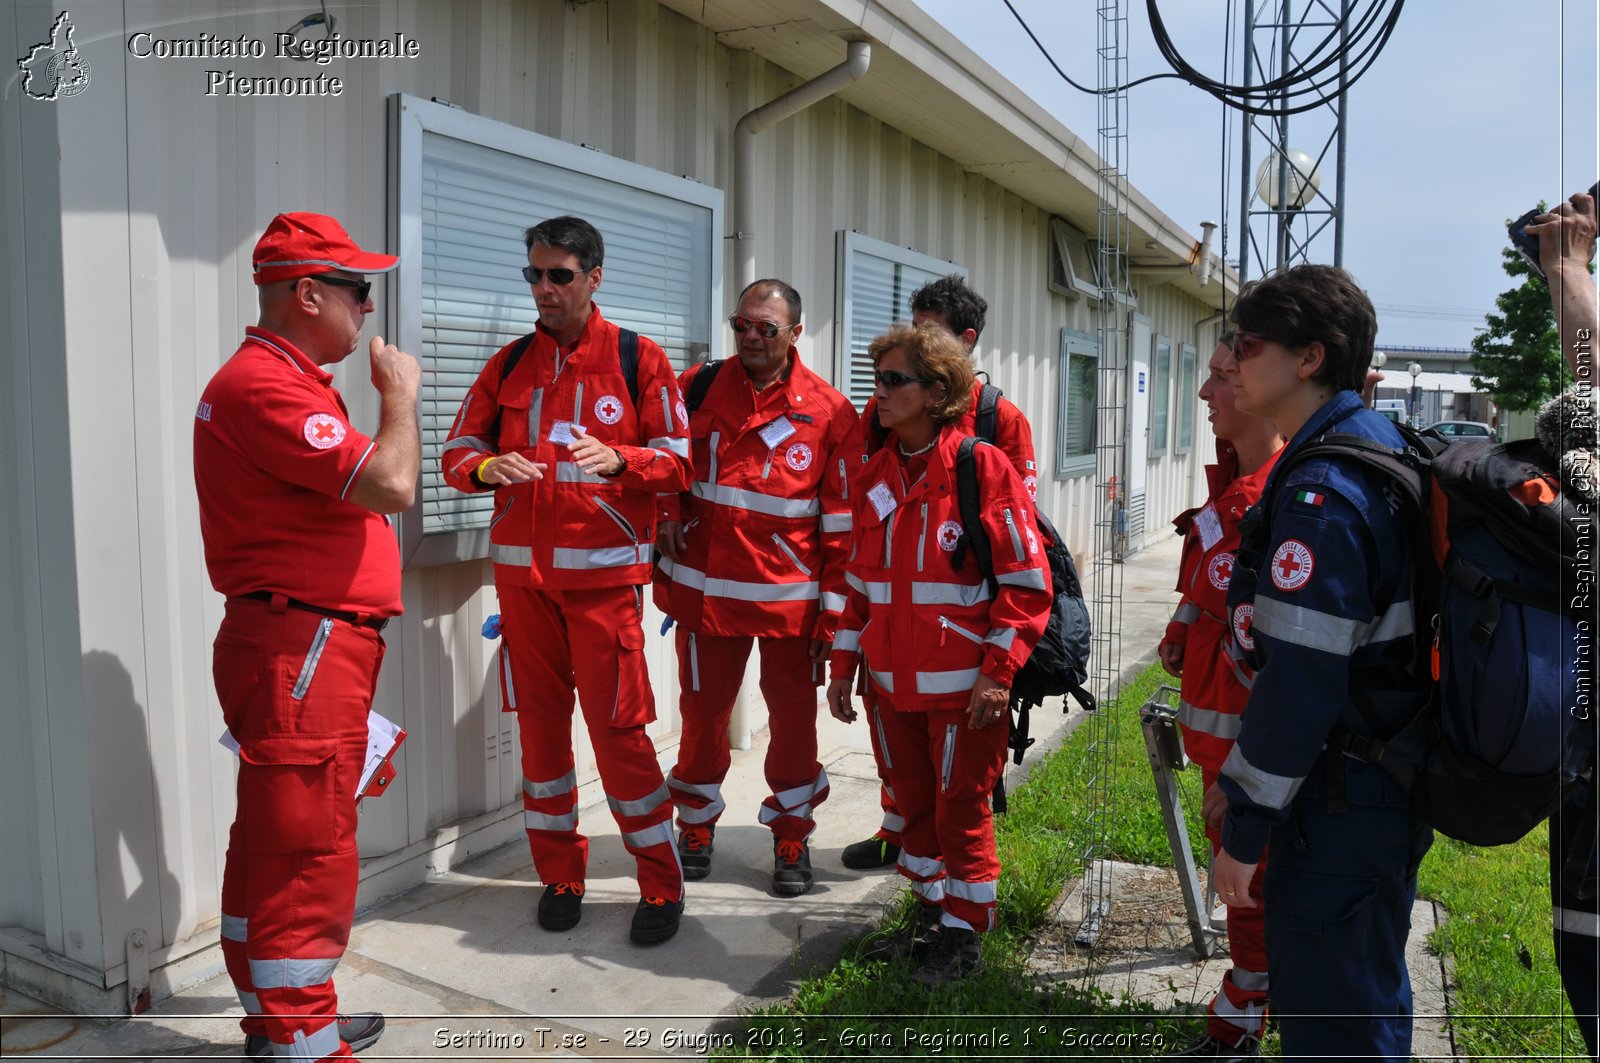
[1174,341,1197,455]
[389,93,723,568]
[1148,333,1173,457]
[1055,328,1100,479]
[833,230,965,410]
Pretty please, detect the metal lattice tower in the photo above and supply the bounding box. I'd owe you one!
[1075,0,1134,950]
[1237,0,1350,280]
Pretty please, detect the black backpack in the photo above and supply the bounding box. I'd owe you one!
[1251,425,1595,879]
[498,327,640,401]
[952,437,1096,787]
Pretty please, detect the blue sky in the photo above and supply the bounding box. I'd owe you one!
[917,0,1598,350]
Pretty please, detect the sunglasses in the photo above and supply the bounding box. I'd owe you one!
[872,369,931,389]
[297,276,372,303]
[728,315,796,339]
[522,265,593,286]
[1230,331,1276,361]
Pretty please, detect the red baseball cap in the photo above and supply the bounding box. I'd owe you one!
[252,212,399,285]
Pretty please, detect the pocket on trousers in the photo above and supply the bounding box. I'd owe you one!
[1271,864,1377,937]
[611,624,656,728]
[238,734,342,855]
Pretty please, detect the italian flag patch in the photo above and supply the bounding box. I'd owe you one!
[1293,489,1325,507]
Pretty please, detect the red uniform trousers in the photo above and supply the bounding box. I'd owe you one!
[1202,765,1270,1043]
[498,584,682,901]
[214,599,383,1061]
[666,629,828,842]
[877,699,1008,933]
[861,688,906,845]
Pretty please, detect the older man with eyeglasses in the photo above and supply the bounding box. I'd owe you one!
[440,215,694,945]
[653,278,859,896]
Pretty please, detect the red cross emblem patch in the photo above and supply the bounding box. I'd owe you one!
[937,519,963,552]
[594,395,624,425]
[1270,539,1315,592]
[1231,602,1255,652]
[785,442,813,472]
[1207,551,1235,590]
[302,413,346,450]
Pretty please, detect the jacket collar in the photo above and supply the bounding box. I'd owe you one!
[243,327,332,385]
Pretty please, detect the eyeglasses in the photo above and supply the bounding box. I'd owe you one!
[1230,331,1276,361]
[296,276,372,303]
[522,265,593,286]
[872,369,931,389]
[728,315,797,339]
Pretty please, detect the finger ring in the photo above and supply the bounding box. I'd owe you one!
[1224,889,1237,895]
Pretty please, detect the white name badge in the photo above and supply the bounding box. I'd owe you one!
[1195,504,1224,551]
[867,481,897,520]
[549,420,584,446]
[758,417,797,450]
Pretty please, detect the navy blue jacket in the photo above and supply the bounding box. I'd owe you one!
[1219,390,1426,864]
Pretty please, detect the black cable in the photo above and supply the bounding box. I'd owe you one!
[1000,0,1181,95]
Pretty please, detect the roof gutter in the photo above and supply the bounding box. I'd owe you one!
[732,39,871,290]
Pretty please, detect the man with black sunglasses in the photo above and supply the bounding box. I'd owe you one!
[441,215,693,945]
[194,211,419,1061]
[653,279,858,896]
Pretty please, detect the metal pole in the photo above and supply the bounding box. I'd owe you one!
[1238,1,1256,284]
[1275,0,1292,271]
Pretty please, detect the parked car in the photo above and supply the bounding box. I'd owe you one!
[1427,420,1494,438]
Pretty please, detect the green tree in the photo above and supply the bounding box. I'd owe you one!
[1470,229,1565,412]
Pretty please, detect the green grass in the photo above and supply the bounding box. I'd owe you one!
[715,661,1581,1059]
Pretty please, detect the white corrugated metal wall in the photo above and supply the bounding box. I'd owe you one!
[0,0,1219,1005]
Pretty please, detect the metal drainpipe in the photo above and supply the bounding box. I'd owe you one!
[724,40,870,752]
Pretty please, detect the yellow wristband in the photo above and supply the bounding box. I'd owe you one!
[475,457,496,481]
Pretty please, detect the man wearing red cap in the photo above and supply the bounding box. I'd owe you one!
[441,216,693,944]
[195,212,418,1061]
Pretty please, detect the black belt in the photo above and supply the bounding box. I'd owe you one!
[236,591,390,631]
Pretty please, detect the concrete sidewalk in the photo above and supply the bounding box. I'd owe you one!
[0,532,1455,1059]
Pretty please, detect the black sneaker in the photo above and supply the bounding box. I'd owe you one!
[244,1012,385,1059]
[678,825,714,880]
[861,901,943,962]
[630,895,685,944]
[1164,1033,1261,1059]
[772,838,814,896]
[536,881,585,931]
[910,925,984,987]
[841,834,900,870]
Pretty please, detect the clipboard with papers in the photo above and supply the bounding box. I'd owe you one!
[219,710,407,800]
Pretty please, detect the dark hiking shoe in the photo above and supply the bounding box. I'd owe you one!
[841,834,900,870]
[772,838,814,896]
[245,1012,385,1058]
[536,881,585,931]
[861,901,943,962]
[910,925,984,987]
[630,895,685,944]
[678,825,714,880]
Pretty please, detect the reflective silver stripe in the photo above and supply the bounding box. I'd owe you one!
[622,821,674,850]
[919,668,981,695]
[1252,596,1363,655]
[556,461,608,484]
[872,703,895,771]
[525,809,578,832]
[884,510,896,567]
[688,631,700,692]
[551,544,653,569]
[938,616,984,645]
[821,591,848,613]
[523,770,576,800]
[1211,990,1267,1028]
[940,724,957,790]
[237,990,260,1014]
[917,502,929,573]
[501,644,518,709]
[912,581,991,607]
[1173,601,1200,625]
[691,480,821,519]
[1363,599,1416,646]
[649,435,690,459]
[996,568,1048,591]
[609,782,671,819]
[983,628,1016,651]
[771,770,828,810]
[1223,650,1256,691]
[881,811,905,832]
[339,440,376,500]
[661,561,818,601]
[911,878,946,903]
[899,851,944,879]
[1231,967,1269,991]
[1556,906,1600,938]
[1179,699,1243,740]
[593,496,638,541]
[708,431,721,483]
[868,667,895,693]
[945,877,999,903]
[770,533,813,577]
[448,451,483,477]
[572,382,584,424]
[444,434,497,453]
[821,512,853,533]
[221,913,248,942]
[528,387,545,443]
[290,618,333,700]
[845,574,892,604]
[282,1019,342,1060]
[833,628,861,653]
[247,955,340,990]
[1002,507,1025,561]
[666,773,724,821]
[677,801,722,824]
[492,544,533,566]
[759,801,814,825]
[660,385,674,431]
[1220,744,1302,810]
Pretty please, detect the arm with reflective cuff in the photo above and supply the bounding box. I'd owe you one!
[440,343,514,495]
[974,449,1052,686]
[605,339,693,491]
[813,406,861,642]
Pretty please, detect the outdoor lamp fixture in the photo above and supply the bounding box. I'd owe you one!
[282,1,336,60]
[1253,148,1322,211]
[1408,361,1423,426]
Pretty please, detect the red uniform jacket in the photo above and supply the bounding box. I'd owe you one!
[1161,441,1280,772]
[653,352,859,640]
[849,380,1038,499]
[440,306,692,589]
[829,427,1051,710]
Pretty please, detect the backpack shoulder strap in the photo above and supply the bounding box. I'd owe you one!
[498,332,538,384]
[975,383,1002,443]
[617,328,641,408]
[955,436,998,589]
[684,358,724,414]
